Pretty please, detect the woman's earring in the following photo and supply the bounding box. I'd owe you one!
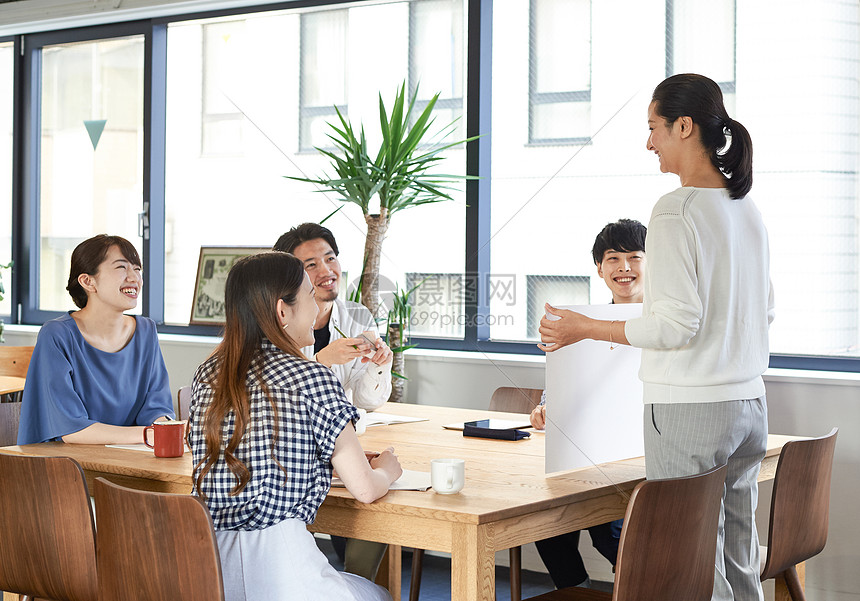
[282,323,289,331]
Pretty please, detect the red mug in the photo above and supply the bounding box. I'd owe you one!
[143,421,185,458]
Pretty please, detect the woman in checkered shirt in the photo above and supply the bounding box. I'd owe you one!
[187,251,402,601]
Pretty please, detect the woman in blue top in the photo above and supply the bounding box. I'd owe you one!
[18,234,174,444]
[187,251,401,601]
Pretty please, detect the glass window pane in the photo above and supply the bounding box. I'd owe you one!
[165,1,467,331]
[672,0,735,83]
[39,36,145,313]
[532,100,591,141]
[495,0,860,358]
[533,0,590,93]
[0,42,12,319]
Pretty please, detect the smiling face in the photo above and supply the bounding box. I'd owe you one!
[280,272,319,348]
[291,237,342,304]
[81,245,143,312]
[646,101,682,175]
[597,249,646,304]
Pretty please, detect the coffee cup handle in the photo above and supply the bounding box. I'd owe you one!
[446,465,454,488]
[143,425,154,448]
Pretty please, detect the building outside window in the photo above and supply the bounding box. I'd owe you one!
[528,0,591,145]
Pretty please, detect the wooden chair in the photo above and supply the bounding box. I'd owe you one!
[760,428,838,601]
[0,453,98,601]
[93,477,225,601]
[525,464,728,601]
[409,386,542,601]
[176,385,192,420]
[488,386,543,414]
[0,346,34,406]
[0,346,34,379]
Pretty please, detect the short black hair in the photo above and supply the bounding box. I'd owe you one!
[66,234,142,309]
[591,219,647,265]
[273,222,339,256]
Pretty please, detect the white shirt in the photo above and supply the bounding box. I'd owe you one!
[301,298,392,411]
[624,187,775,404]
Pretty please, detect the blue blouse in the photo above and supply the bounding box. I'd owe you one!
[17,313,175,444]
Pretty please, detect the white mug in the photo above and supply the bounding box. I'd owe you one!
[354,408,367,436]
[431,458,465,494]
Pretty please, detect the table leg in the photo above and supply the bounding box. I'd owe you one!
[450,523,495,601]
[375,544,402,601]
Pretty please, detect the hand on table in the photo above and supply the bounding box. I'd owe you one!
[370,446,402,483]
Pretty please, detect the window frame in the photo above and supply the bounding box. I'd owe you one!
[527,0,593,146]
[3,0,857,372]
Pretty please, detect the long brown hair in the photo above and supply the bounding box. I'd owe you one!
[194,251,307,498]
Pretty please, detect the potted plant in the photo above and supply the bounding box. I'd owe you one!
[385,280,423,402]
[289,81,475,321]
[0,261,11,343]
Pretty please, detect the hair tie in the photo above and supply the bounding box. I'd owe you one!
[723,117,732,129]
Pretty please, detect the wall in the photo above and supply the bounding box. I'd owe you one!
[4,325,858,598]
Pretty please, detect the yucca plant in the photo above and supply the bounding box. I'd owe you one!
[288,81,476,321]
[385,280,423,402]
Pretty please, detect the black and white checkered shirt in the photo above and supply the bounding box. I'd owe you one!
[188,340,359,531]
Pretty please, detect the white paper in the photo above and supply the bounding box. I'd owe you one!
[545,304,644,474]
[331,469,431,491]
[364,413,429,427]
[106,443,154,453]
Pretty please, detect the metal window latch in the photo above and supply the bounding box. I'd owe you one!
[138,202,150,240]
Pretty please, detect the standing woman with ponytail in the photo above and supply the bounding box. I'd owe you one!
[187,252,401,601]
[540,74,773,601]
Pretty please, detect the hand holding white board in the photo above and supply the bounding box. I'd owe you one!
[545,303,644,474]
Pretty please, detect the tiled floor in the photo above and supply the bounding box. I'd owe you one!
[315,537,613,601]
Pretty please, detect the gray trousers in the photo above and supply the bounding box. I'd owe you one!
[644,398,767,601]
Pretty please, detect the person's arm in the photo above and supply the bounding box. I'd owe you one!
[330,424,402,503]
[61,417,169,445]
[538,304,631,352]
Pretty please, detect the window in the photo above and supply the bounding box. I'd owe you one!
[299,9,348,151]
[201,20,246,156]
[29,31,145,316]
[0,41,12,319]
[164,1,467,327]
[528,0,592,144]
[5,0,860,369]
[668,0,736,110]
[526,275,589,340]
[408,0,464,139]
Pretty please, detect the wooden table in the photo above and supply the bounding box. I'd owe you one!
[0,376,25,397]
[0,403,792,601]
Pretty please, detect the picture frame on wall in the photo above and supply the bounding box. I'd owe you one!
[190,246,269,326]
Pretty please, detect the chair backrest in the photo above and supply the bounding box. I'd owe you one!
[489,386,543,414]
[613,464,727,601]
[0,453,98,601]
[760,428,838,580]
[0,345,34,378]
[94,477,225,601]
[0,402,22,446]
[177,385,192,420]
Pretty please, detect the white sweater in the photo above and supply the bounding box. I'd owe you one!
[624,187,774,404]
[301,298,392,411]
